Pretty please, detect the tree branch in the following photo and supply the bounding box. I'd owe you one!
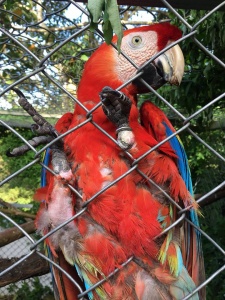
[0,198,36,220]
[0,208,36,220]
[197,186,225,207]
[11,20,154,33]
[0,252,50,287]
[0,221,36,247]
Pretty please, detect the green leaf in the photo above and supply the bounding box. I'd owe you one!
[88,0,123,51]
[102,9,113,44]
[105,0,123,51]
[103,7,110,28]
[87,0,105,23]
[103,19,113,45]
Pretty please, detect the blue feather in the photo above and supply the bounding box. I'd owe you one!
[163,122,201,240]
[163,122,193,195]
[41,148,51,188]
[74,264,94,299]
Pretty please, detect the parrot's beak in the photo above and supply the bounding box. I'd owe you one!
[132,44,184,92]
[154,44,184,86]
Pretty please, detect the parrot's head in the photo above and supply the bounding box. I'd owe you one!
[78,22,184,101]
[115,22,184,93]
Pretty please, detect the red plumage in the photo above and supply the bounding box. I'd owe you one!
[35,23,205,299]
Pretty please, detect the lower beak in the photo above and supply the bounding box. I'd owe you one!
[132,44,184,92]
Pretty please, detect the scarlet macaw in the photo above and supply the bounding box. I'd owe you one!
[35,23,205,299]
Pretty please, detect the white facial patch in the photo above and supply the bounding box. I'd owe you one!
[116,31,158,83]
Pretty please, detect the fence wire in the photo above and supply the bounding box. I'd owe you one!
[0,1,225,300]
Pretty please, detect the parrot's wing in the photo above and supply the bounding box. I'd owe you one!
[140,101,205,298]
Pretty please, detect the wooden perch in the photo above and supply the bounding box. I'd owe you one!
[0,198,36,220]
[0,207,36,219]
[0,221,35,247]
[196,187,225,207]
[0,252,50,287]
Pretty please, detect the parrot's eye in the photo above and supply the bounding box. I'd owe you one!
[131,36,142,46]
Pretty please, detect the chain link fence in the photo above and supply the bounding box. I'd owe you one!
[0,1,225,299]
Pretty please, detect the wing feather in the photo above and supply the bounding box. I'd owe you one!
[140,101,205,298]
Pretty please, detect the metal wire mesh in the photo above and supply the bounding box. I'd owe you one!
[0,1,225,299]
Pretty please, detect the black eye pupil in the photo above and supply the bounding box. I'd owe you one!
[135,38,139,43]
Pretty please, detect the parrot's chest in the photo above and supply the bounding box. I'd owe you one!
[65,125,157,194]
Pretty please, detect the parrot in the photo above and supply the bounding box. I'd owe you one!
[34,22,205,300]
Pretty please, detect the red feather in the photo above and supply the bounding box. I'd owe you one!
[35,23,204,299]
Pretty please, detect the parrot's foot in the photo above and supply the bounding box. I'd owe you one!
[100,86,135,150]
[7,88,59,157]
[12,88,58,137]
[8,88,73,182]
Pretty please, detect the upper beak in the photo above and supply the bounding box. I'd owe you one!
[132,43,184,92]
[154,43,184,86]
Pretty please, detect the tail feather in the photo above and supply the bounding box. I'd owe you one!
[169,267,199,300]
[51,251,84,300]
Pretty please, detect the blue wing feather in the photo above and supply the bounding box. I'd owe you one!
[41,148,51,188]
[163,123,201,228]
[163,121,203,286]
[163,122,193,195]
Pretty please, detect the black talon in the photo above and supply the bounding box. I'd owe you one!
[100,86,135,150]
[12,88,58,137]
[6,149,15,157]
[11,88,26,99]
[31,123,40,133]
[100,86,132,129]
[9,87,72,176]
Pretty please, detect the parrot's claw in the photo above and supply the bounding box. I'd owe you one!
[6,136,54,157]
[30,123,57,137]
[100,86,135,150]
[100,86,132,128]
[9,88,73,183]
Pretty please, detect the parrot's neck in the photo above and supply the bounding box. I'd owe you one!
[76,42,139,107]
[73,43,139,126]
